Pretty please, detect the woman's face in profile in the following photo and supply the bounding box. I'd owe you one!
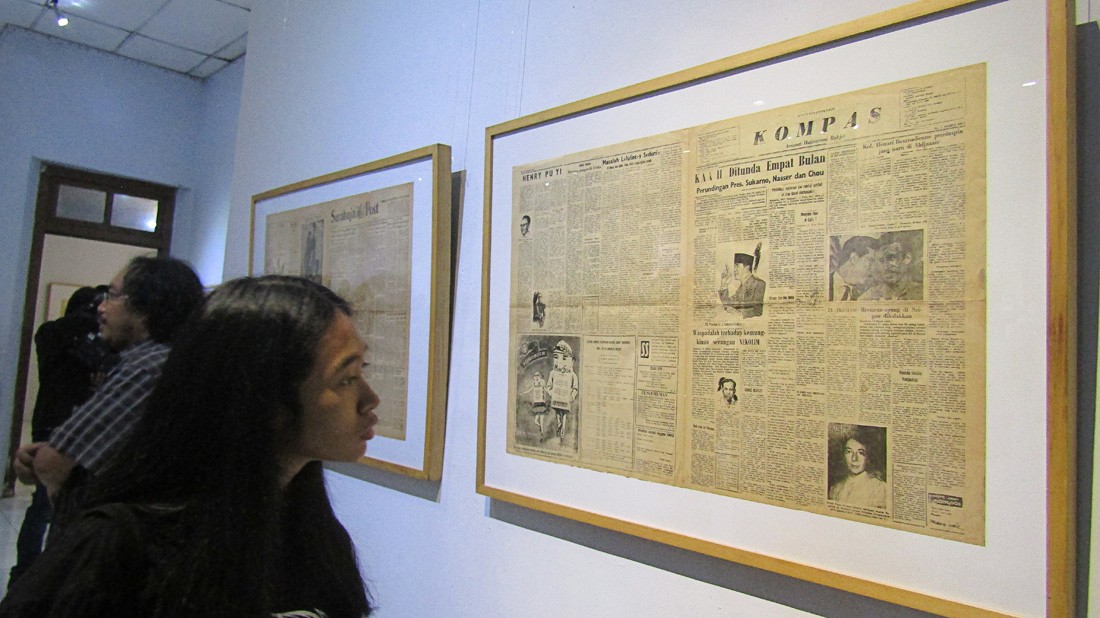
[292,312,380,464]
[844,438,868,476]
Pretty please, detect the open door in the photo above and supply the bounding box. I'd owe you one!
[6,164,176,495]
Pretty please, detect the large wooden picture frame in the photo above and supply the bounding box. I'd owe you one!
[251,144,452,480]
[477,1,1075,616]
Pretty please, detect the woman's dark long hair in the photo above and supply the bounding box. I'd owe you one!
[82,275,371,616]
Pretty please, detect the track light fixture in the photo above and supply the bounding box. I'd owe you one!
[47,0,68,27]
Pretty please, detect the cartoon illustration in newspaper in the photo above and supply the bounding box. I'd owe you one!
[514,335,581,450]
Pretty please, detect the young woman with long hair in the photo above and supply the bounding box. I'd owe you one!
[0,275,379,617]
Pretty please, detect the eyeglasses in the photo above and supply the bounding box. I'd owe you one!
[105,288,128,301]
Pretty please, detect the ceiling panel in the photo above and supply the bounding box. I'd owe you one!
[218,32,245,59]
[33,9,128,51]
[140,0,248,56]
[0,0,249,79]
[190,55,227,79]
[60,0,168,32]
[117,32,205,73]
[0,0,40,27]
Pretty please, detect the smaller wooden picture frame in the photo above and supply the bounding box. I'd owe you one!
[250,144,452,480]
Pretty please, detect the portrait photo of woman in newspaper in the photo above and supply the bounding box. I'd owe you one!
[827,424,888,510]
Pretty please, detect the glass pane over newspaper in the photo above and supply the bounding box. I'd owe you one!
[505,65,986,544]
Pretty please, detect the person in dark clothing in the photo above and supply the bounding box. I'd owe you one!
[0,275,379,617]
[8,287,106,588]
[29,287,102,439]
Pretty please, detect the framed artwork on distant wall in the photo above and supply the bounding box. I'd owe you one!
[252,144,453,480]
[45,283,83,321]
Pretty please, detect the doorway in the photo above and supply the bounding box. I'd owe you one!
[6,163,176,494]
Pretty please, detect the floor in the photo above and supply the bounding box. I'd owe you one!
[0,487,36,593]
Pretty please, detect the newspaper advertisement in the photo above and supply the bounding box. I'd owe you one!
[265,183,413,440]
[506,65,986,543]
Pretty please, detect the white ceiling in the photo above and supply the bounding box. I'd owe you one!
[0,0,250,79]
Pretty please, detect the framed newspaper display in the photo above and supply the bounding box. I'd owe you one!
[477,1,1075,616]
[251,144,453,481]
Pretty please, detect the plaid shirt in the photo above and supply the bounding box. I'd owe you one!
[48,339,170,471]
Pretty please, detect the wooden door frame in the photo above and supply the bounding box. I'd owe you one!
[5,163,176,493]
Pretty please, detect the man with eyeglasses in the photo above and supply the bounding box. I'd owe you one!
[12,256,204,538]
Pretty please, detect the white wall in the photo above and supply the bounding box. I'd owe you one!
[225,2,969,616]
[178,58,246,287]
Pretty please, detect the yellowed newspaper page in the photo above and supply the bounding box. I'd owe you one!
[506,65,985,544]
[265,183,414,440]
[684,65,985,543]
[506,133,686,478]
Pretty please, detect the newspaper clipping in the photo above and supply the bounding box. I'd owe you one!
[265,182,414,440]
[506,65,986,543]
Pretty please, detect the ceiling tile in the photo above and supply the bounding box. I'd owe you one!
[33,10,128,51]
[216,32,244,60]
[117,33,205,73]
[2,0,247,80]
[57,0,169,32]
[0,0,45,28]
[140,0,248,55]
[189,55,226,78]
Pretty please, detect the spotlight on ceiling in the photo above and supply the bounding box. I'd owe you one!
[47,0,68,27]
